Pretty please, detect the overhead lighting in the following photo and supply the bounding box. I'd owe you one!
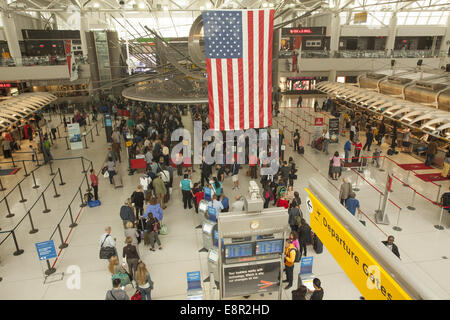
[93,2,100,8]
[262,3,268,7]
[206,3,212,9]
[138,3,145,9]
[268,3,274,7]
[163,5,169,11]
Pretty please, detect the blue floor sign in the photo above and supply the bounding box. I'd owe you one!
[35,240,57,261]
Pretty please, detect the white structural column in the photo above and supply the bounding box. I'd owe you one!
[0,1,22,65]
[329,12,341,57]
[79,11,89,57]
[329,69,337,82]
[385,12,397,55]
[439,14,450,67]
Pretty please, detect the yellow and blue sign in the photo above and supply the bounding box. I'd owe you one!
[305,189,412,300]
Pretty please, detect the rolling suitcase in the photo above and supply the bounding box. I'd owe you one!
[312,233,323,254]
[298,146,304,155]
[113,173,123,188]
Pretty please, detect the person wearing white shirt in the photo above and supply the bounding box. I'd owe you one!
[208,195,224,215]
[231,195,245,212]
[100,226,117,258]
[322,129,330,155]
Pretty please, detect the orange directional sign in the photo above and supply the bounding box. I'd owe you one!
[259,280,275,290]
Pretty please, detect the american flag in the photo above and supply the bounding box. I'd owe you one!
[202,9,275,131]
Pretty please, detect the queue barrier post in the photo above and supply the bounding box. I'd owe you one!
[31,170,40,189]
[393,207,403,232]
[11,230,24,256]
[11,153,16,167]
[58,168,66,186]
[49,161,55,176]
[57,127,61,139]
[353,171,360,192]
[436,184,442,204]
[90,129,94,143]
[95,123,99,136]
[57,224,68,249]
[65,136,70,150]
[0,177,6,191]
[4,198,15,218]
[18,183,27,203]
[379,156,386,172]
[45,260,56,276]
[52,179,60,198]
[403,170,411,187]
[35,151,41,167]
[85,173,92,192]
[22,160,29,177]
[28,211,38,234]
[407,188,416,211]
[81,157,87,173]
[68,205,78,228]
[434,206,446,230]
[79,187,86,208]
[375,192,383,215]
[83,134,88,149]
[42,193,51,213]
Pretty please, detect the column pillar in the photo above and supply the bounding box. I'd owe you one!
[79,11,89,57]
[439,14,450,67]
[1,1,22,65]
[386,13,397,56]
[329,70,336,82]
[329,13,341,57]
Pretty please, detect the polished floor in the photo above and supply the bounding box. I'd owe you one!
[0,96,449,300]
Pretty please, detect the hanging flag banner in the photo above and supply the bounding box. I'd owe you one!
[68,123,83,150]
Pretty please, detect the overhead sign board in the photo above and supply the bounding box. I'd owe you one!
[305,188,412,300]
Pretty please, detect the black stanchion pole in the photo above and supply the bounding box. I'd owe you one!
[95,123,99,136]
[18,183,27,203]
[85,173,92,192]
[31,170,40,189]
[0,177,6,191]
[49,161,55,176]
[45,260,56,276]
[90,129,94,143]
[57,224,68,249]
[11,153,16,167]
[35,151,41,167]
[65,136,69,150]
[83,134,88,149]
[79,187,86,207]
[68,205,78,228]
[87,114,91,126]
[57,127,61,138]
[22,160,29,177]
[11,231,24,256]
[42,193,51,213]
[28,211,38,234]
[81,157,86,173]
[4,198,15,218]
[58,168,66,186]
[52,179,60,198]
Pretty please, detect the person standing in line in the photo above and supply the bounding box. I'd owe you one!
[288,203,301,232]
[231,159,240,190]
[344,139,352,163]
[120,199,136,228]
[192,183,203,214]
[106,156,116,184]
[350,122,356,142]
[402,128,411,153]
[298,218,310,258]
[135,262,153,300]
[362,128,374,152]
[124,221,140,257]
[441,147,450,178]
[111,127,122,163]
[345,192,360,217]
[322,129,330,155]
[293,129,300,152]
[292,191,302,208]
[43,135,53,164]
[106,278,129,300]
[425,138,438,167]
[152,173,167,209]
[180,174,193,210]
[297,95,303,108]
[90,168,99,200]
[100,226,118,259]
[143,197,164,222]
[145,213,163,251]
[308,278,324,300]
[292,285,307,300]
[353,139,362,161]
[122,236,140,280]
[283,239,296,290]
[329,151,341,180]
[382,235,400,259]
[131,185,145,218]
[339,178,353,206]
[49,119,57,140]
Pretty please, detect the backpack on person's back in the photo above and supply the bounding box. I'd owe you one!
[289,247,301,263]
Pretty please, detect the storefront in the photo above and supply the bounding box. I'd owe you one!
[0,82,27,96]
[280,76,327,94]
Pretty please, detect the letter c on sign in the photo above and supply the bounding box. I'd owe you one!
[366,265,381,290]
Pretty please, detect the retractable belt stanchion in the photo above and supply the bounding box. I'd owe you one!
[4,198,14,218]
[11,153,16,167]
[22,160,29,177]
[58,168,66,186]
[407,188,416,211]
[31,170,39,189]
[375,192,383,215]
[65,136,69,150]
[68,205,78,228]
[11,230,24,256]
[403,170,411,187]
[436,184,442,204]
[85,173,92,192]
[0,177,6,191]
[28,211,38,234]
[83,134,88,149]
[81,157,87,173]
[79,187,86,208]
[95,123,99,136]
[393,207,403,231]
[49,161,55,176]
[353,170,360,192]
[434,206,446,230]
[52,179,60,198]
[42,193,51,213]
[379,155,386,172]
[57,224,68,249]
[18,182,27,203]
[90,129,94,143]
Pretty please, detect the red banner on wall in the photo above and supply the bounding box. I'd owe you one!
[64,40,72,77]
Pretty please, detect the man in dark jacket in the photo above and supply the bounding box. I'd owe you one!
[288,203,301,232]
[298,218,311,257]
[201,159,212,186]
[280,161,291,183]
[382,235,400,259]
[362,129,374,151]
[120,199,135,228]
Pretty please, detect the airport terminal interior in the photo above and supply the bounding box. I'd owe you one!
[0,0,449,301]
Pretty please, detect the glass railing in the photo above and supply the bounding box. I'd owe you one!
[279,49,449,59]
[0,55,89,67]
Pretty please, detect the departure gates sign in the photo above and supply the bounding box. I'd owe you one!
[305,189,412,300]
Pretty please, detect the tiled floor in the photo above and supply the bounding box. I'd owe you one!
[0,97,449,300]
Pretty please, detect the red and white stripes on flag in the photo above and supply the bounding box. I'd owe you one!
[205,9,274,131]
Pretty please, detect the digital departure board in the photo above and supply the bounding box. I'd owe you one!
[255,240,284,255]
[225,243,253,259]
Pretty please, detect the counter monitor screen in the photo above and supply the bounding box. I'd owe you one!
[224,243,253,259]
[255,239,284,255]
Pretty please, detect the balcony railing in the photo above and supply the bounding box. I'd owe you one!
[280,49,449,59]
[0,55,89,67]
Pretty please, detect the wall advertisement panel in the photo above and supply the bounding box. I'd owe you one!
[68,123,83,150]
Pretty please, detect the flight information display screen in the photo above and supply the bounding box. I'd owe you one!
[255,240,284,255]
[225,243,253,259]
